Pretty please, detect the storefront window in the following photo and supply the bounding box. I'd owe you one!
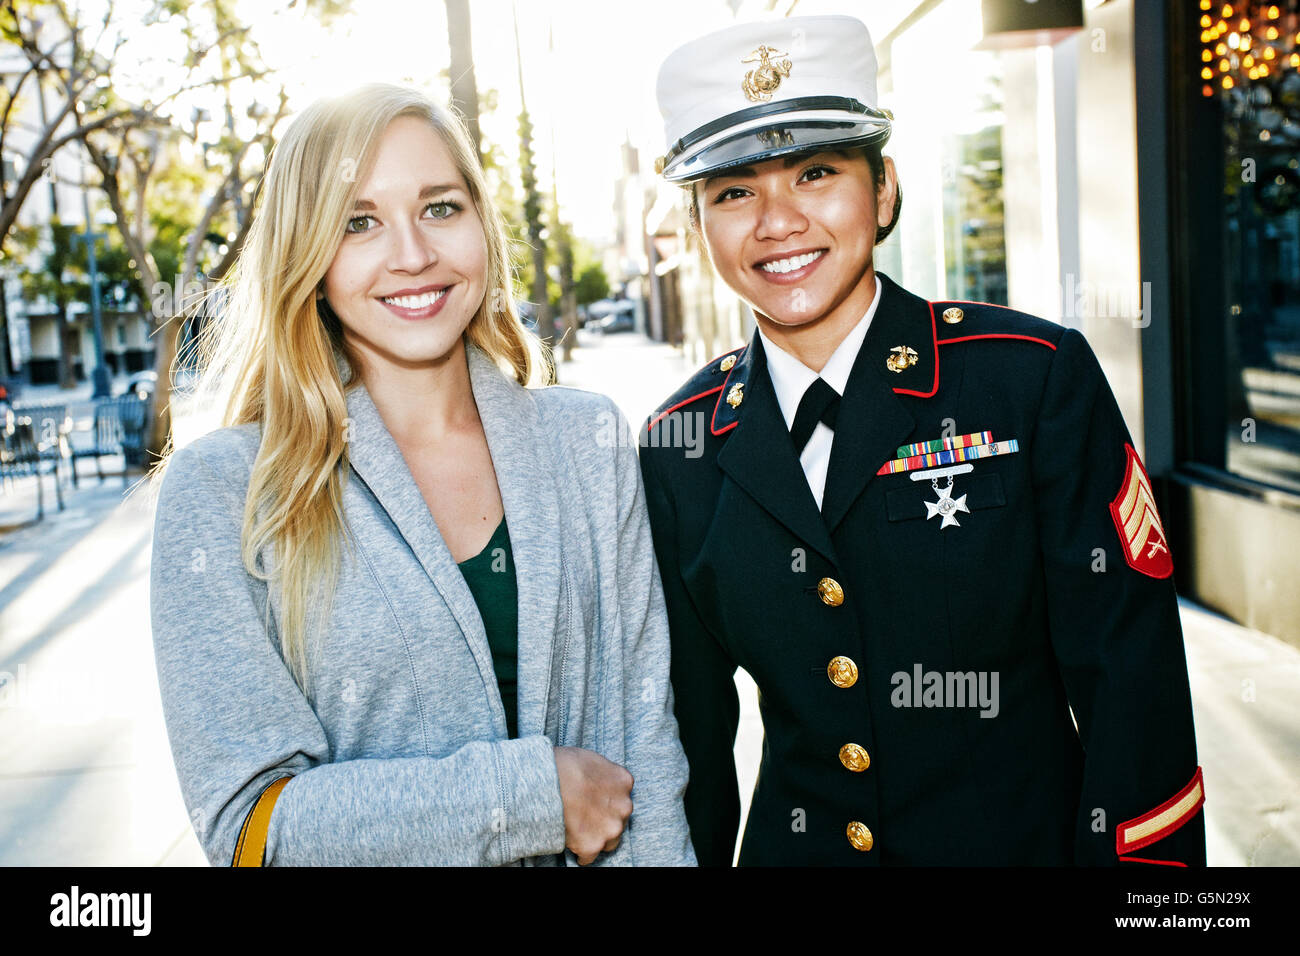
[944,120,1008,305]
[1211,34,1300,494]
[889,0,1008,303]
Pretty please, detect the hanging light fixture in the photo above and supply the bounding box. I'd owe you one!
[1199,1,1300,97]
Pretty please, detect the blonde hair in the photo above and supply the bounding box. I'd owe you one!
[157,83,550,694]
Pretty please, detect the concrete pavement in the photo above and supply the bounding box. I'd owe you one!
[0,470,206,865]
[0,328,1294,866]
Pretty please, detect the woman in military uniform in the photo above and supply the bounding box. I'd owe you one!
[640,15,1206,866]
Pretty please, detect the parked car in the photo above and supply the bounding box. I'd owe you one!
[590,300,636,334]
[120,371,157,401]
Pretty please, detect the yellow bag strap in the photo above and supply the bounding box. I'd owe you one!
[231,776,292,867]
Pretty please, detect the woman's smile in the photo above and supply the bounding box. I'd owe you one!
[752,247,828,284]
[378,283,453,320]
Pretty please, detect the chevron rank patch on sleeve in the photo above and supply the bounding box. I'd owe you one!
[1115,767,1205,865]
[1109,443,1174,579]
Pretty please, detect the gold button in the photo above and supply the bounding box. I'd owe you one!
[827,656,858,688]
[719,354,736,372]
[726,382,744,408]
[839,743,870,772]
[942,306,964,324]
[817,577,844,607]
[654,155,666,175]
[846,821,874,852]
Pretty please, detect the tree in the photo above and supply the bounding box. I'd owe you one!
[511,3,552,363]
[10,217,84,386]
[2,0,344,458]
[548,190,577,360]
[11,215,140,384]
[442,0,481,164]
[85,0,341,463]
[574,262,610,307]
[86,90,289,462]
[1,0,258,395]
[0,0,261,249]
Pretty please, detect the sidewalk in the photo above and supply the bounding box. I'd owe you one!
[0,330,1294,866]
[554,327,700,427]
[0,472,204,865]
[1181,602,1300,865]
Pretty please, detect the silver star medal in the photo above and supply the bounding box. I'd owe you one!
[925,475,969,529]
[910,463,974,531]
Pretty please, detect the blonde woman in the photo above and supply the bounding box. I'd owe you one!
[148,84,695,866]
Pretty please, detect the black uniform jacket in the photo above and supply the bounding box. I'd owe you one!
[638,271,1206,867]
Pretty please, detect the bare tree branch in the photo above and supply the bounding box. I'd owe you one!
[83,135,158,292]
[0,105,154,239]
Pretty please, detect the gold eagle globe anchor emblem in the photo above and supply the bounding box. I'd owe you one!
[741,45,792,102]
[886,345,920,373]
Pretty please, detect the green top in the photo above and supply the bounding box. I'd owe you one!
[456,516,519,739]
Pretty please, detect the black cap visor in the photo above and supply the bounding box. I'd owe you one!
[661,97,892,184]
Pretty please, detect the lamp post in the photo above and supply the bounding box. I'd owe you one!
[75,174,112,399]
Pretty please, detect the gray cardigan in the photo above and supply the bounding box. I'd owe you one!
[149,342,696,866]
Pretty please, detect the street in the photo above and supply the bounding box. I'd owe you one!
[0,328,1296,865]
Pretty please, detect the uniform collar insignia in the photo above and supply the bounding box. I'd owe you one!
[710,339,756,434]
[872,272,939,398]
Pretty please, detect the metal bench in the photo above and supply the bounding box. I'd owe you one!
[70,394,151,488]
[9,402,72,483]
[118,394,150,468]
[1,410,66,521]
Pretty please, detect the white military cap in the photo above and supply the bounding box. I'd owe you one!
[655,15,891,184]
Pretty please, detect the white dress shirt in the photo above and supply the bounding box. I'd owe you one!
[757,275,882,511]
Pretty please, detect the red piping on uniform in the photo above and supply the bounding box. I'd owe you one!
[892,301,940,398]
[937,333,1057,350]
[1115,766,1205,857]
[710,347,747,435]
[646,347,743,433]
[647,385,724,433]
[1118,856,1189,867]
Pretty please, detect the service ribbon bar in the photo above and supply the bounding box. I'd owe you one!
[877,439,1020,476]
[895,430,993,460]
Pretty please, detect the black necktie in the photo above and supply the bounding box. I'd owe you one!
[789,378,840,456]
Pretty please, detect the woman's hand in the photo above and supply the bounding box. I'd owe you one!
[553,746,634,864]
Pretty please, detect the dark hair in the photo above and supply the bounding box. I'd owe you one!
[686,143,902,245]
